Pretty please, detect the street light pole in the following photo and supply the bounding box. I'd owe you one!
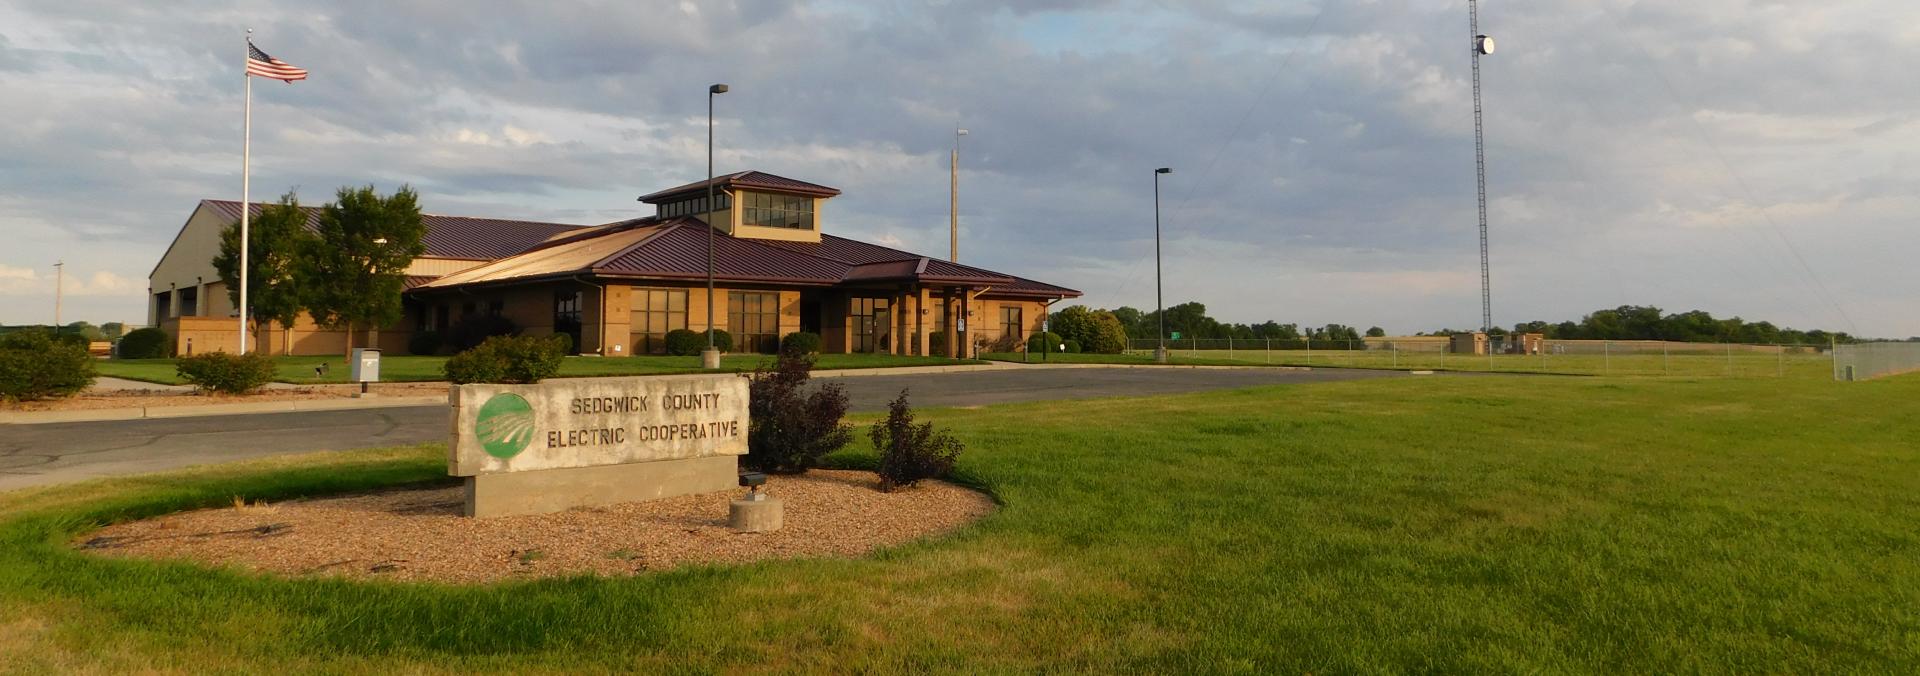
[53,260,63,334]
[1153,168,1172,363]
[951,127,967,262]
[704,83,728,370]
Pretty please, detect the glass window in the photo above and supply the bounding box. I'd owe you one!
[729,291,782,354]
[1000,305,1023,344]
[740,191,814,230]
[629,288,689,355]
[851,297,892,353]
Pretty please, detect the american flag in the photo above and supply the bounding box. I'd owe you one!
[246,42,307,82]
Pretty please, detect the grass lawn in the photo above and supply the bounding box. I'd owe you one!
[1,373,1915,671]
[96,353,983,386]
[982,349,1836,379]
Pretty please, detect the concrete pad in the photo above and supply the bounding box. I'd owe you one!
[462,455,739,517]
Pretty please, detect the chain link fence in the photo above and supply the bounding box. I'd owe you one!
[1832,343,1920,381]
[1124,338,1834,378]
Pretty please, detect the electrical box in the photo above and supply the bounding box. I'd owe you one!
[351,348,381,383]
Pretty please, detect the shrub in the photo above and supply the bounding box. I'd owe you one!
[51,332,90,349]
[1063,339,1082,353]
[664,329,703,356]
[407,331,444,356]
[1026,331,1064,354]
[929,331,947,356]
[744,346,852,473]
[446,314,519,352]
[706,329,733,353]
[0,330,96,401]
[781,331,822,355]
[176,352,276,395]
[117,328,172,359]
[870,389,964,491]
[444,335,567,384]
[665,329,733,356]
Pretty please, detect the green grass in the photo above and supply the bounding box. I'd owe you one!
[983,348,1836,379]
[1,374,1915,672]
[95,354,982,386]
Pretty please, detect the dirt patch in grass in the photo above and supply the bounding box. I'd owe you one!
[75,470,994,584]
[4,383,449,412]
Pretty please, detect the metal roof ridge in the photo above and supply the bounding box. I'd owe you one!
[586,221,684,271]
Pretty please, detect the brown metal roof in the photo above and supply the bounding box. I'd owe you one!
[202,200,587,260]
[413,218,1079,299]
[636,171,842,203]
[596,223,852,285]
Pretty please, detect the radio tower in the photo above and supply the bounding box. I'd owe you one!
[1469,1,1495,334]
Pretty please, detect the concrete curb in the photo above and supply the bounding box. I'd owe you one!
[0,395,448,425]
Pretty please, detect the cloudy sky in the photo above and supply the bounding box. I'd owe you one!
[1,0,1914,338]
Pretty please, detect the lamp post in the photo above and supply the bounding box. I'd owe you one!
[951,127,967,262]
[1153,167,1171,363]
[703,83,729,370]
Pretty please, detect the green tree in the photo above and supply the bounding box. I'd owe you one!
[1110,306,1145,338]
[1365,326,1386,338]
[1081,310,1129,354]
[304,185,426,358]
[1049,305,1099,350]
[213,192,316,354]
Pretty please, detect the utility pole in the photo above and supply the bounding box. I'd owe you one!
[53,260,64,333]
[951,127,967,262]
[1469,1,1496,334]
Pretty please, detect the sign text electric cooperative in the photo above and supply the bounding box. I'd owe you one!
[547,391,739,449]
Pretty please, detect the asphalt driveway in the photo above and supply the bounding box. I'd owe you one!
[0,366,1412,491]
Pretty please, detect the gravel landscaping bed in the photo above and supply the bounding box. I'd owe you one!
[77,470,994,584]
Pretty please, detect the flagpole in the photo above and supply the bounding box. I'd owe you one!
[239,29,252,355]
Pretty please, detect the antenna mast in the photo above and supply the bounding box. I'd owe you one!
[1469,1,1495,334]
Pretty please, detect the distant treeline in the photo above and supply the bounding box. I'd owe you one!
[0,322,128,340]
[1432,305,1872,345]
[1083,302,1897,345]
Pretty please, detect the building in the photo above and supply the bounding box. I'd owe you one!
[147,171,1080,357]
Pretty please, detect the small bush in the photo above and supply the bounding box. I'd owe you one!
[929,331,947,356]
[706,329,733,353]
[407,331,444,356]
[664,329,703,356]
[446,314,519,352]
[781,331,822,355]
[1063,339,1082,354]
[1027,331,1065,354]
[0,330,96,401]
[117,328,171,359]
[744,347,852,473]
[51,332,90,349]
[176,352,276,395]
[870,389,964,491]
[444,335,566,384]
[665,329,732,356]
[550,332,575,355]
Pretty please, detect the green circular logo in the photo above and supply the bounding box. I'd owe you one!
[475,393,536,459]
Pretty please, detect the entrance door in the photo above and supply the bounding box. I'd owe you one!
[554,290,583,354]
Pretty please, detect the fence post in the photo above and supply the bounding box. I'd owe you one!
[1266,338,1272,363]
[1777,344,1784,378]
[1305,337,1312,366]
[1663,341,1669,373]
[1604,341,1611,375]
[1392,342,1398,369]
[1228,336,1234,362]
[1726,342,1733,377]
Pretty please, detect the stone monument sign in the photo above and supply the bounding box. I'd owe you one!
[450,373,748,517]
